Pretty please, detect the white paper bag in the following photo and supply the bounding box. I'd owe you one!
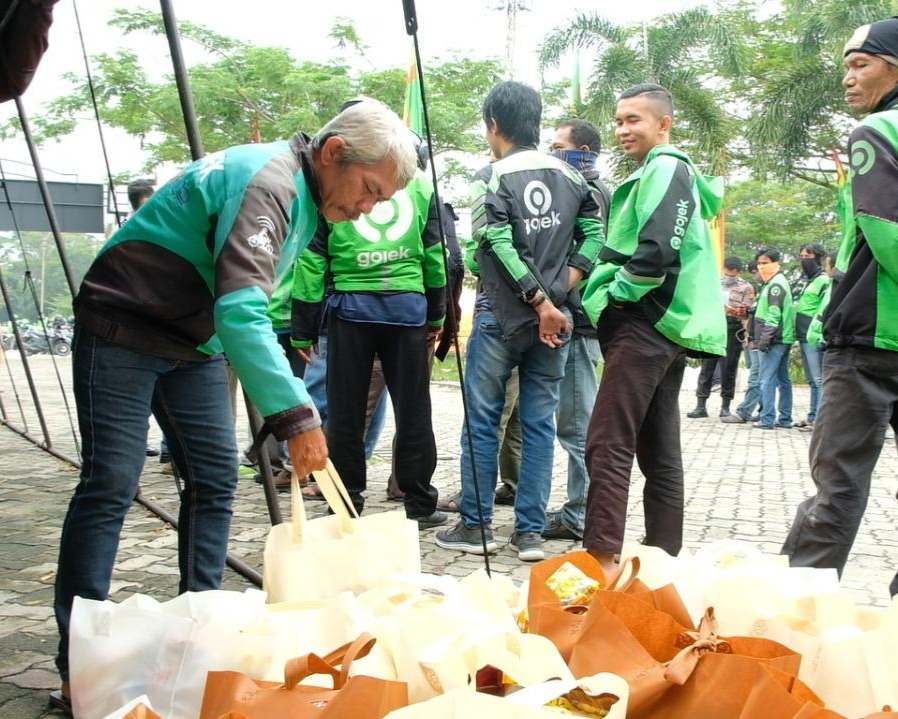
[69,590,275,719]
[263,460,421,602]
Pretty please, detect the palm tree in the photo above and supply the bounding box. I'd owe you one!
[747,0,892,185]
[538,7,750,179]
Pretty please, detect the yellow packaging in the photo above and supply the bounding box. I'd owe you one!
[545,561,601,607]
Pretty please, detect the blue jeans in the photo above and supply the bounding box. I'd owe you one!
[799,340,823,423]
[736,348,762,418]
[557,333,601,536]
[758,343,793,427]
[460,311,569,534]
[55,327,238,680]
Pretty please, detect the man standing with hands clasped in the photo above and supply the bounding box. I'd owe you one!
[580,84,726,576]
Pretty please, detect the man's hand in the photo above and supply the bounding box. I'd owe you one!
[287,427,328,478]
[535,300,571,348]
[296,342,318,365]
[427,325,443,344]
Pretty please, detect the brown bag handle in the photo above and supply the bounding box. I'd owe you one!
[664,608,733,685]
[284,633,377,690]
[607,555,641,593]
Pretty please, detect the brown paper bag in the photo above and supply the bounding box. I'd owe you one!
[557,593,802,719]
[737,664,824,719]
[608,555,695,629]
[199,633,407,719]
[119,705,163,719]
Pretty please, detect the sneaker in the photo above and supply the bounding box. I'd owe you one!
[145,447,160,457]
[494,483,516,506]
[798,424,814,433]
[542,511,582,540]
[510,531,545,561]
[752,422,775,430]
[721,412,749,424]
[435,520,498,554]
[412,510,449,529]
[776,422,794,429]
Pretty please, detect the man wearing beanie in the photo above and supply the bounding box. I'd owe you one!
[782,17,898,599]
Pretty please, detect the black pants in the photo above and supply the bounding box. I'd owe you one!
[326,314,438,517]
[584,304,686,556]
[696,318,742,401]
[782,346,898,576]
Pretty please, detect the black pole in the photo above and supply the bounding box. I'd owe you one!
[159,0,204,161]
[244,391,283,526]
[12,97,78,298]
[402,0,493,571]
[0,264,53,446]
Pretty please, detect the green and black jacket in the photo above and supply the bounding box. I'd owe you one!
[824,98,898,352]
[754,272,796,349]
[582,144,726,357]
[794,271,830,342]
[291,171,446,346]
[468,148,603,339]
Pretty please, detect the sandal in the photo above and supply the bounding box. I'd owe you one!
[436,490,461,513]
[48,689,72,716]
[301,483,326,501]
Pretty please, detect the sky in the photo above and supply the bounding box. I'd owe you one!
[0,0,709,189]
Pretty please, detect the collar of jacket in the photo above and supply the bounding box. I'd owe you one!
[290,133,323,208]
[874,84,898,113]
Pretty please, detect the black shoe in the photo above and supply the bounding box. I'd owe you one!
[145,447,160,457]
[412,510,449,529]
[495,484,516,505]
[48,690,72,716]
[159,451,171,463]
[542,512,582,540]
[686,406,709,418]
[719,407,731,418]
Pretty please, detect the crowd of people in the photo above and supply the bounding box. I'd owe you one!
[47,14,898,713]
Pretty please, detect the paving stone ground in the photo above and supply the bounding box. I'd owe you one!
[1,353,896,718]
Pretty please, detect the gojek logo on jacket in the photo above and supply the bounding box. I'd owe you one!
[522,180,561,235]
[354,190,415,268]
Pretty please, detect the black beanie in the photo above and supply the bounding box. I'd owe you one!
[845,16,898,67]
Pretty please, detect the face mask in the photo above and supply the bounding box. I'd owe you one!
[800,258,820,277]
[722,275,738,286]
[758,261,780,283]
[551,148,598,173]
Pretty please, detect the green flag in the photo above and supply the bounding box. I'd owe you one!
[403,53,425,136]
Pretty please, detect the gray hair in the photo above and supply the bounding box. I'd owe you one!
[314,99,418,189]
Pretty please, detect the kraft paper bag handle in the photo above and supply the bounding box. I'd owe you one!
[284,633,377,690]
[607,556,641,594]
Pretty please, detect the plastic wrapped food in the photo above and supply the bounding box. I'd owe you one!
[545,562,601,607]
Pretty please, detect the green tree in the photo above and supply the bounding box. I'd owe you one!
[538,7,750,178]
[723,179,841,263]
[745,0,893,184]
[4,10,502,180]
[0,232,99,322]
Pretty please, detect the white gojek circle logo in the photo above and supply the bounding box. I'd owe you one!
[353,190,414,243]
[523,180,552,216]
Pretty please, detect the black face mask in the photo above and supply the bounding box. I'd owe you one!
[800,258,820,278]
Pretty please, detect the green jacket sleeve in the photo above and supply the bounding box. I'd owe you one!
[568,182,603,276]
[212,184,319,439]
[422,194,447,327]
[466,167,491,276]
[609,157,695,303]
[850,123,898,285]
[756,279,786,351]
[290,216,330,348]
[477,172,542,300]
